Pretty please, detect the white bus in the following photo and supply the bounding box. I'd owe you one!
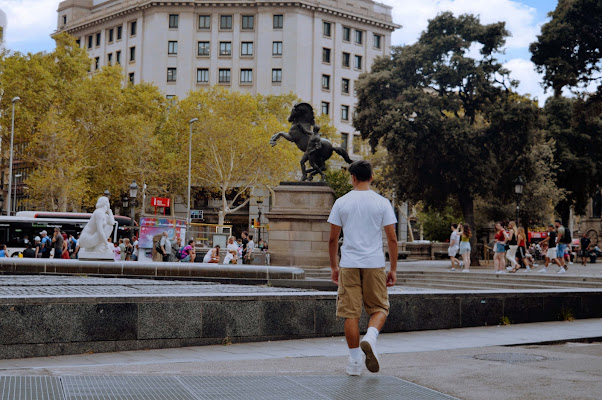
[0,212,135,256]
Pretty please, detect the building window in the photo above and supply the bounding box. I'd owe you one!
[219,42,232,56]
[355,30,363,44]
[321,102,329,115]
[240,69,253,84]
[94,57,100,70]
[354,55,362,70]
[117,25,122,40]
[166,95,175,101]
[323,21,332,37]
[272,41,282,56]
[342,78,350,94]
[62,15,67,25]
[129,46,135,62]
[341,105,349,121]
[198,15,211,29]
[168,41,178,55]
[198,41,210,56]
[167,68,177,82]
[107,53,113,65]
[342,26,351,42]
[342,52,350,67]
[322,74,330,90]
[241,42,254,56]
[169,14,179,29]
[87,35,93,49]
[353,135,361,153]
[116,50,121,64]
[242,15,254,30]
[76,39,80,47]
[197,68,209,83]
[322,48,331,63]
[95,32,101,47]
[373,34,382,49]
[272,69,282,83]
[341,133,349,151]
[108,28,114,43]
[220,15,232,30]
[128,72,134,84]
[273,14,283,29]
[219,69,231,83]
[130,20,137,36]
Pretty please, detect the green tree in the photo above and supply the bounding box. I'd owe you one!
[353,13,559,262]
[157,87,300,226]
[324,168,352,199]
[530,0,602,96]
[417,203,462,242]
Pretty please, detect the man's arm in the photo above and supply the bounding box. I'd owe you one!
[384,224,397,287]
[328,224,342,285]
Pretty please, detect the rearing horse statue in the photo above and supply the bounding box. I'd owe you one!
[270,103,353,181]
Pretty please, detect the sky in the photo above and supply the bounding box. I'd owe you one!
[0,0,559,102]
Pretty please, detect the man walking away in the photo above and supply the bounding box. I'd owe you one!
[328,160,398,376]
[580,233,592,266]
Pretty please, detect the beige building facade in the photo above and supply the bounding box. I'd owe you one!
[56,0,398,156]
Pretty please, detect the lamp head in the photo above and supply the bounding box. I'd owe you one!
[129,180,138,198]
[189,118,199,124]
[11,97,20,103]
[514,176,524,195]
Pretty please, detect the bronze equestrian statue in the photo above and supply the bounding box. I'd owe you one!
[270,103,353,181]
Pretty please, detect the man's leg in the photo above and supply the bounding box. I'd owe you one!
[360,268,389,373]
[344,318,360,349]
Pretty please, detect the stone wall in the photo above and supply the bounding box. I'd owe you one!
[2,290,601,359]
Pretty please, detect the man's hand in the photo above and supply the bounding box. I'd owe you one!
[331,267,339,285]
[386,270,397,287]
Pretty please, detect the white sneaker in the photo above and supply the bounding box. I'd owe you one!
[506,266,513,270]
[450,268,456,271]
[346,357,362,376]
[526,266,531,272]
[459,262,464,268]
[538,268,547,273]
[462,269,470,273]
[558,268,567,274]
[360,336,380,373]
[569,261,574,265]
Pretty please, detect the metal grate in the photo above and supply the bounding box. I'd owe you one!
[1,375,459,400]
[0,376,64,400]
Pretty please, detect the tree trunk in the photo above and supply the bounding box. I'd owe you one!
[459,193,479,266]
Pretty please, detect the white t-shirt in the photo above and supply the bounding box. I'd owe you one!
[247,240,254,253]
[133,240,139,256]
[327,189,397,268]
[203,248,213,263]
[449,231,460,248]
[223,252,234,264]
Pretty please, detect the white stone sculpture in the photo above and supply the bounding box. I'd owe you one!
[78,196,116,260]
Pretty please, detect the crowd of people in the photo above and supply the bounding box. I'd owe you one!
[448,219,597,274]
[152,230,268,264]
[0,228,80,259]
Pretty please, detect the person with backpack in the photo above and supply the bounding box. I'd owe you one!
[40,230,52,258]
[555,219,570,273]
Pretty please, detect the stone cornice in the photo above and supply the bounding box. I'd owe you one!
[56,0,400,35]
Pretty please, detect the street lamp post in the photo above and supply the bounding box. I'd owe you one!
[7,96,20,216]
[13,173,22,214]
[256,197,263,243]
[514,176,524,227]
[187,118,199,241]
[129,180,138,236]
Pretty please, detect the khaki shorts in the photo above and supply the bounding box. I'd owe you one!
[336,267,390,319]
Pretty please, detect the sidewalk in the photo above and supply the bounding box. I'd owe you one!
[1,319,601,399]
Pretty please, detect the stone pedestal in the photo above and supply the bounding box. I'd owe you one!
[266,182,335,268]
[78,249,114,261]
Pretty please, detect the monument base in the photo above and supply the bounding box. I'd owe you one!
[266,182,334,268]
[78,249,114,261]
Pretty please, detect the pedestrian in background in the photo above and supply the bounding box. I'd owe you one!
[52,228,64,259]
[580,233,591,266]
[458,224,471,272]
[494,222,508,273]
[23,242,36,258]
[538,224,559,273]
[40,230,52,258]
[159,231,171,262]
[124,238,133,261]
[555,220,569,273]
[506,221,519,270]
[132,236,139,261]
[448,224,460,271]
[34,236,43,258]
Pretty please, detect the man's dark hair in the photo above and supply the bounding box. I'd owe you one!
[555,219,562,224]
[188,240,194,245]
[348,160,372,182]
[249,234,254,240]
[451,224,458,229]
[215,245,220,249]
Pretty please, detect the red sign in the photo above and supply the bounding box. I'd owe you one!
[151,197,171,207]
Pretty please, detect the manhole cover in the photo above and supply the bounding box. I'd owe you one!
[473,353,548,363]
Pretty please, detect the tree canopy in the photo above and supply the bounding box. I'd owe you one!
[530,0,602,96]
[354,12,560,259]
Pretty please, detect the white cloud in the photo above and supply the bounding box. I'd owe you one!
[0,0,59,51]
[380,0,540,49]
[504,58,550,103]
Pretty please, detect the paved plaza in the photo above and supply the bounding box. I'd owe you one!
[0,319,601,399]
